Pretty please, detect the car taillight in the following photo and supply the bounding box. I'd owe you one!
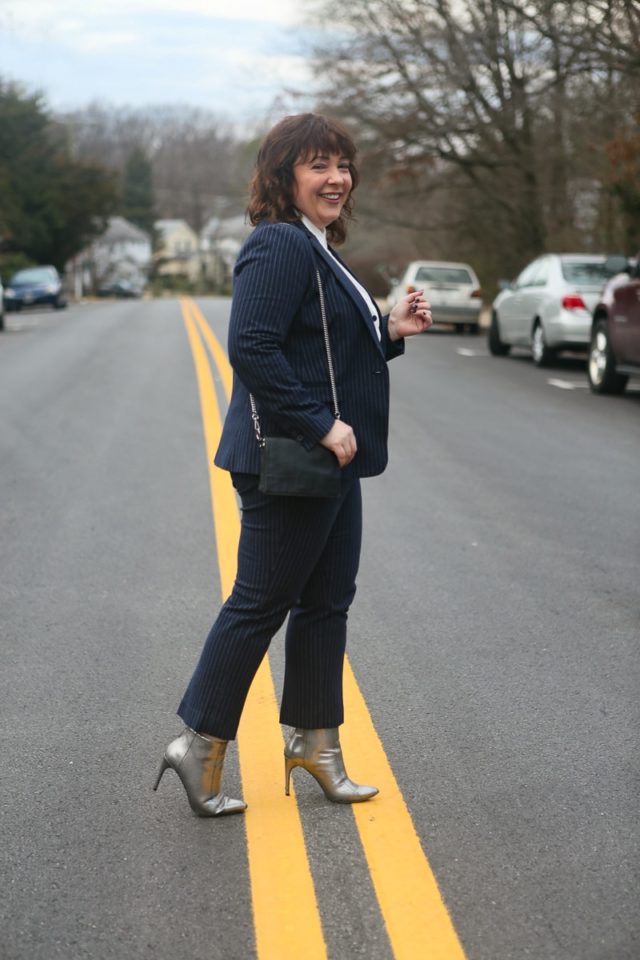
[562,294,587,310]
[470,288,482,298]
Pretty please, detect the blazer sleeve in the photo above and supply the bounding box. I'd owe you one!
[380,314,405,361]
[228,222,336,448]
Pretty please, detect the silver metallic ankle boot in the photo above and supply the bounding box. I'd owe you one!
[284,727,378,803]
[153,727,247,816]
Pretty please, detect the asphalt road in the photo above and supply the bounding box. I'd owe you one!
[1,299,638,960]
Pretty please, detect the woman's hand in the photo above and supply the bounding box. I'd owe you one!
[388,290,433,341]
[320,420,357,467]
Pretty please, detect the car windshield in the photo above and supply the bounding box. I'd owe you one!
[560,260,609,286]
[414,266,473,284]
[12,267,55,284]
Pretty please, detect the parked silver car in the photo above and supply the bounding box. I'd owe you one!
[388,260,482,332]
[488,254,615,365]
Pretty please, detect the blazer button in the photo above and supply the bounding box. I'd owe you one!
[296,434,304,441]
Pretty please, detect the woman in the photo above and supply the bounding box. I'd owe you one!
[154,113,432,816]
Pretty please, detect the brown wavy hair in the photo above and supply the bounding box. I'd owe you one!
[247,113,359,245]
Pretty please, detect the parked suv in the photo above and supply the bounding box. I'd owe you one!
[387,260,482,332]
[587,255,640,394]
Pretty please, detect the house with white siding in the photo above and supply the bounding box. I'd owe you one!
[69,216,152,296]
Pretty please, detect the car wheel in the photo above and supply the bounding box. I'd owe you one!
[587,322,628,394]
[468,323,479,335]
[531,321,554,367]
[0,311,4,332]
[488,311,510,356]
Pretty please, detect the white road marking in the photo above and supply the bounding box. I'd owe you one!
[456,348,488,357]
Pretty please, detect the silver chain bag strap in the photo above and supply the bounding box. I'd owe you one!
[250,269,342,497]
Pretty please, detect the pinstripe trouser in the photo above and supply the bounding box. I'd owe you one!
[177,472,363,740]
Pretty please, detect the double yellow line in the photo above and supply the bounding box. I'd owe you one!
[180,296,467,960]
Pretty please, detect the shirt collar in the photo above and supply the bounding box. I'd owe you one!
[301,215,328,250]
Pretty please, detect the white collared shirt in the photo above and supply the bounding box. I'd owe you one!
[301,215,381,340]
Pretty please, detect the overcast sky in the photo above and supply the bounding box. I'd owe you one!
[0,0,321,122]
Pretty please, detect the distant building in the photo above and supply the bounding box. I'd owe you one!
[153,219,200,283]
[569,178,601,237]
[69,216,152,296]
[200,214,252,290]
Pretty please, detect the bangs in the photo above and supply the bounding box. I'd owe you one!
[297,117,356,162]
[283,114,357,165]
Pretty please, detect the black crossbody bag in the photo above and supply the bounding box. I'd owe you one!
[250,269,342,498]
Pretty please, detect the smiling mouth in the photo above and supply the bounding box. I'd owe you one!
[320,193,342,201]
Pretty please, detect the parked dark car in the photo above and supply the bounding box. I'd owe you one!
[0,274,5,330]
[4,266,66,311]
[587,255,640,394]
[97,279,144,298]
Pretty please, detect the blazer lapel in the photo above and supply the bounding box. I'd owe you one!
[295,222,385,355]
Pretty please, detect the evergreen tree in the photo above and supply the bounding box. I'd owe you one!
[121,146,155,233]
[0,78,117,271]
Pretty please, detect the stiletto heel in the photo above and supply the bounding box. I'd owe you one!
[153,756,170,791]
[284,756,299,796]
[154,727,247,817]
[284,728,378,804]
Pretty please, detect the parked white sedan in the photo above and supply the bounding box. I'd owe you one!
[488,254,613,365]
[387,260,483,332]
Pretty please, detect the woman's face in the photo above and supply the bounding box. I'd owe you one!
[293,152,352,230]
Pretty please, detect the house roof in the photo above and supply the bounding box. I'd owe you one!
[155,218,197,236]
[101,216,151,244]
[201,214,252,242]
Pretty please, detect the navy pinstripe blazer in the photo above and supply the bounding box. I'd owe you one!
[214,219,404,479]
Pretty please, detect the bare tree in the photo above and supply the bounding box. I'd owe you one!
[62,103,246,231]
[505,1,640,77]
[307,0,640,285]
[500,1,640,249]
